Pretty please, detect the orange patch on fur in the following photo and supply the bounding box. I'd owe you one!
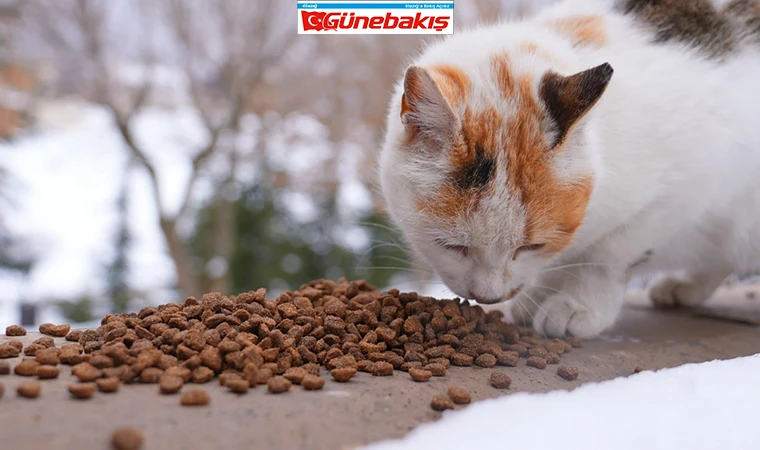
[550,15,608,48]
[491,53,515,98]
[400,94,411,117]
[428,64,471,110]
[506,74,593,253]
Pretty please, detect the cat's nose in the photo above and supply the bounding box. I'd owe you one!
[470,293,503,305]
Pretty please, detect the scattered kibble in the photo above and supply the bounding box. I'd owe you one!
[180,388,210,406]
[39,323,71,337]
[17,381,41,398]
[370,361,394,377]
[5,325,26,336]
[302,374,325,390]
[409,368,432,382]
[431,393,455,411]
[0,342,22,359]
[36,365,61,379]
[490,372,511,389]
[111,427,144,450]
[526,356,547,369]
[0,361,10,375]
[159,375,184,394]
[14,359,40,377]
[97,377,121,393]
[447,386,471,404]
[267,376,292,394]
[69,382,97,399]
[556,365,579,381]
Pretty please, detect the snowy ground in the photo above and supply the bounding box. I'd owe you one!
[367,354,760,450]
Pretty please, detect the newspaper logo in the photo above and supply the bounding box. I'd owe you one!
[298,2,454,35]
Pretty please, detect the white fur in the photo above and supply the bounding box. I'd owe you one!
[379,0,760,338]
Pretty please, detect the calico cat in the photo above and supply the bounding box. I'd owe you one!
[379,0,760,338]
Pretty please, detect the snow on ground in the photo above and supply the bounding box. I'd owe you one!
[367,354,760,450]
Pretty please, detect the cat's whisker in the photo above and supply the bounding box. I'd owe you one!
[521,290,562,332]
[539,262,613,274]
[354,266,435,276]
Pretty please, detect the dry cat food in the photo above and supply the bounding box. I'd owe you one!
[633,366,646,374]
[0,361,10,375]
[69,382,97,399]
[5,325,26,336]
[39,323,71,337]
[36,365,61,379]
[111,427,144,450]
[180,388,210,406]
[409,367,432,382]
[0,341,22,358]
[301,374,325,390]
[17,381,41,398]
[490,372,511,389]
[97,377,121,393]
[0,381,4,399]
[430,393,455,411]
[447,386,471,404]
[556,365,579,381]
[526,356,547,369]
[0,279,583,406]
[330,367,357,382]
[268,376,292,394]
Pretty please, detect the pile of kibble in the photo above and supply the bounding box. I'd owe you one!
[0,279,581,410]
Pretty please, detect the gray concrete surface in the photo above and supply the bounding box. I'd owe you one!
[1,288,759,450]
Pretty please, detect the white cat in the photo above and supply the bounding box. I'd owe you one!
[379,0,760,338]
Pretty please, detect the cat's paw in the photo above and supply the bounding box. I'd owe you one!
[532,294,612,338]
[647,275,711,309]
[507,295,538,326]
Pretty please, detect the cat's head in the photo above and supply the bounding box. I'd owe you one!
[380,55,612,304]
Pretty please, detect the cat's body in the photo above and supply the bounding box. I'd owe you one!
[380,0,760,338]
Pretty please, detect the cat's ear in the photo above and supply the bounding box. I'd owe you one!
[400,66,458,143]
[539,63,613,148]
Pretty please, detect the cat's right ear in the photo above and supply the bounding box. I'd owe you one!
[400,66,458,144]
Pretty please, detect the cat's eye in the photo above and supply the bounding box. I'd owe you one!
[434,239,470,257]
[512,243,546,260]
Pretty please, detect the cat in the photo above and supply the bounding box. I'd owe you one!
[379,0,760,338]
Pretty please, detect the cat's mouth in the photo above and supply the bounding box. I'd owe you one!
[473,284,523,304]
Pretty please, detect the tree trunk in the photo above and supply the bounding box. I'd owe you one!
[159,217,200,298]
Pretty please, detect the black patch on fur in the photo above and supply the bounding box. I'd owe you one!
[540,63,614,148]
[619,0,760,58]
[454,144,495,190]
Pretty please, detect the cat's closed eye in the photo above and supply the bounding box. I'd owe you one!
[434,239,470,257]
[512,243,546,260]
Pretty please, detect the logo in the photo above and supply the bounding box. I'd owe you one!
[298,2,454,35]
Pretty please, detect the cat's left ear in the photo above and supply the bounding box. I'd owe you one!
[539,63,613,148]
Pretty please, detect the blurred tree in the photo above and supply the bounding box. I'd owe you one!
[57,295,95,323]
[105,167,132,312]
[190,182,410,295]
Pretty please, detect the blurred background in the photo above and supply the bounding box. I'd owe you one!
[0,0,556,328]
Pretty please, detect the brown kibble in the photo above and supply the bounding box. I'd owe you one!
[424,363,447,377]
[330,367,357,382]
[139,367,163,384]
[409,368,432,382]
[633,366,646,374]
[39,323,71,337]
[5,325,26,336]
[111,427,144,450]
[192,367,215,384]
[72,362,103,382]
[528,347,548,358]
[15,359,40,376]
[451,352,474,366]
[0,342,22,358]
[35,349,61,366]
[0,361,10,375]
[17,381,41,398]
[557,365,579,381]
[545,352,561,365]
[474,353,497,368]
[526,356,547,369]
[36,365,61,379]
[302,374,325,390]
[283,367,308,385]
[370,361,394,376]
[431,394,455,411]
[256,368,274,385]
[226,379,250,394]
[267,376,292,394]
[447,386,471,404]
[96,377,121,393]
[0,382,3,399]
[490,372,512,389]
[65,329,84,342]
[69,382,97,399]
[564,336,583,348]
[180,388,210,406]
[159,375,184,394]
[164,366,191,383]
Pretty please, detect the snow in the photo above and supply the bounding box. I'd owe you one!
[366,354,760,450]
